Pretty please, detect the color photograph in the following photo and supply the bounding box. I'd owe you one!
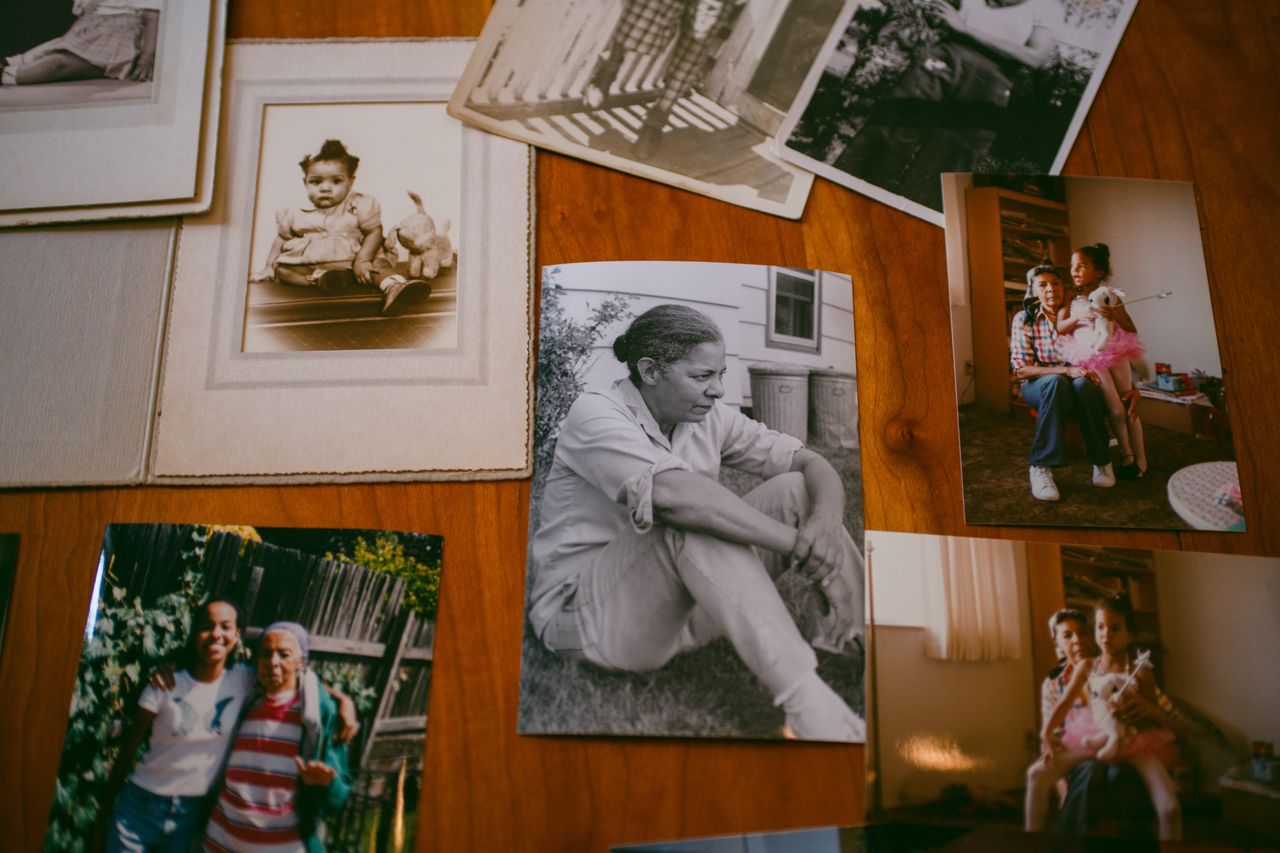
[945,175,1243,531]
[450,0,846,218]
[779,0,1137,224]
[865,531,1280,846]
[521,261,865,742]
[43,523,442,853]
[242,102,461,353]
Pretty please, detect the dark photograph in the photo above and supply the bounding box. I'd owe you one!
[780,0,1136,223]
[866,531,1280,846]
[43,523,442,853]
[521,261,865,742]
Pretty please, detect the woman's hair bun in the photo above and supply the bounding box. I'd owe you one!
[612,333,629,362]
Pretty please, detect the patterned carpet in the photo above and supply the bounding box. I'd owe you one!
[958,404,1238,531]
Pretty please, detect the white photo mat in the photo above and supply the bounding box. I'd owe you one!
[0,0,227,226]
[149,39,535,482]
[775,0,1139,227]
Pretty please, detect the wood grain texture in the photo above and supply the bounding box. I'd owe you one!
[2,1,1278,851]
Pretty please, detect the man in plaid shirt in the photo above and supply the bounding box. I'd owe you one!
[583,0,742,158]
[1011,265,1113,501]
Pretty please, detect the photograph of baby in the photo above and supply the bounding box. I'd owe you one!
[865,530,1280,846]
[945,174,1243,531]
[778,0,1137,224]
[451,0,848,218]
[0,0,160,107]
[521,261,865,742]
[242,102,461,354]
[43,523,442,853]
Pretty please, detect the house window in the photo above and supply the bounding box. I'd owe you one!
[768,267,821,353]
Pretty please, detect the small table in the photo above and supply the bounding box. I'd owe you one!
[1167,461,1245,531]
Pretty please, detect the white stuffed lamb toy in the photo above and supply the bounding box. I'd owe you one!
[1081,649,1151,762]
[1081,285,1127,355]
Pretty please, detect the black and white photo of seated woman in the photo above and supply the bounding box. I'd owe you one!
[782,0,1137,220]
[521,263,865,742]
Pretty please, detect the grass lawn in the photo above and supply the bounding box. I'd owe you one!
[518,443,865,739]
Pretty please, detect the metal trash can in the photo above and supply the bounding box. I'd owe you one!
[748,363,811,441]
[809,368,858,448]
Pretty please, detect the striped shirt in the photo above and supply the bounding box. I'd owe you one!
[1010,308,1065,373]
[204,691,306,853]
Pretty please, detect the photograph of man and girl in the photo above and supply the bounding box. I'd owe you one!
[865,531,1280,845]
[43,523,442,853]
[452,0,848,218]
[0,0,161,106]
[242,103,460,354]
[779,0,1137,223]
[946,174,1243,530]
[521,261,865,742]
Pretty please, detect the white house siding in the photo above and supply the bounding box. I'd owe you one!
[737,269,855,408]
[544,263,855,411]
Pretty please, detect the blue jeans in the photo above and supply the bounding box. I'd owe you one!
[1020,373,1110,467]
[106,782,205,853]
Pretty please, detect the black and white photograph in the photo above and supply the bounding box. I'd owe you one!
[865,530,1280,846]
[0,534,17,661]
[43,523,442,853]
[521,261,865,742]
[945,174,1243,531]
[777,0,1137,224]
[242,102,461,354]
[0,0,161,107]
[450,0,850,218]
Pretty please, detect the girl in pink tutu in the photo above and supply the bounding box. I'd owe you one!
[1027,596,1184,840]
[1057,243,1148,479]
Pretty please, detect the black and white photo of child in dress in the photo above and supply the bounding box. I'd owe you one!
[0,0,160,104]
[242,102,462,354]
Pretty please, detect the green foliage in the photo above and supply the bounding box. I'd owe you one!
[311,661,380,717]
[328,534,441,620]
[534,269,633,480]
[44,527,211,853]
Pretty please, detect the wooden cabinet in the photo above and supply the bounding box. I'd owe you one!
[966,187,1072,411]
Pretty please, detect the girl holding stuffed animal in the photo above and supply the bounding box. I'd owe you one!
[253,139,429,315]
[1027,595,1184,840]
[1056,243,1149,480]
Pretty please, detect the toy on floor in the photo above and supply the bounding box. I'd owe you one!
[386,191,455,280]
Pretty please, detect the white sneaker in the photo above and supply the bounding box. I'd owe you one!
[1092,463,1116,488]
[1029,466,1060,501]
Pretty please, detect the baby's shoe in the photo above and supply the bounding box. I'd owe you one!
[382,276,431,315]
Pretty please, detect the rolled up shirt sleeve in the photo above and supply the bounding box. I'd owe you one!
[1010,310,1033,372]
[718,408,803,479]
[554,394,692,533]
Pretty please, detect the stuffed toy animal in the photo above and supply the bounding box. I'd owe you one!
[1081,649,1151,762]
[1081,285,1127,354]
[385,191,455,280]
[1081,669,1130,762]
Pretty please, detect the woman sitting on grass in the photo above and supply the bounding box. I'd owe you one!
[528,304,865,741]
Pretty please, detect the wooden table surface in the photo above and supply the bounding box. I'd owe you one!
[3,2,1277,851]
